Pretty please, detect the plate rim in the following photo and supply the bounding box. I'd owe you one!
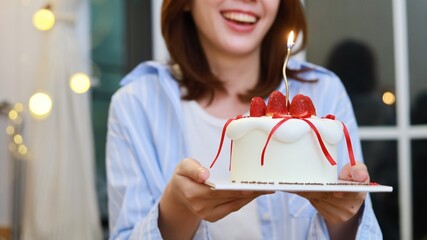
[205,179,393,192]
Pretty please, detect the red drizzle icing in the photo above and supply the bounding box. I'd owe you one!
[210,118,235,169]
[300,118,337,166]
[341,122,356,166]
[210,114,356,170]
[229,141,233,171]
[261,116,291,166]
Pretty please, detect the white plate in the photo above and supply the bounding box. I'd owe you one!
[205,179,393,192]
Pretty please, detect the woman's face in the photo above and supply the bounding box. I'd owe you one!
[190,0,280,59]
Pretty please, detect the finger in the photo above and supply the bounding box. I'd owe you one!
[332,191,361,199]
[296,191,362,202]
[339,162,369,183]
[205,196,258,222]
[308,194,365,224]
[194,191,272,220]
[177,158,210,183]
[206,189,254,201]
[320,196,364,223]
[295,191,332,201]
[204,189,273,203]
[333,192,344,198]
[293,192,365,224]
[350,163,369,183]
[310,199,351,224]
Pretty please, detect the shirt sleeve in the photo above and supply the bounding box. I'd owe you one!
[106,75,212,239]
[356,195,383,239]
[309,72,383,239]
[333,80,383,239]
[106,87,164,239]
[127,200,211,240]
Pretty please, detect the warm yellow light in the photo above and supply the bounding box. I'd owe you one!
[18,145,28,155]
[14,134,23,145]
[29,92,53,118]
[33,8,55,31]
[6,126,15,136]
[70,72,91,94]
[8,110,18,120]
[382,91,396,105]
[14,103,24,112]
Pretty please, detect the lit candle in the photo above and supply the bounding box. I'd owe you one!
[282,31,295,107]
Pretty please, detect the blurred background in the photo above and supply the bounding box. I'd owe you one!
[0,0,426,239]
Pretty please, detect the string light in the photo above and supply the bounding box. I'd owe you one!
[1,102,29,159]
[70,72,91,94]
[15,103,24,112]
[32,6,55,31]
[29,92,53,118]
[6,126,15,135]
[8,109,18,120]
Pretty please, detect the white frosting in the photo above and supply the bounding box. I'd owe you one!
[226,116,343,183]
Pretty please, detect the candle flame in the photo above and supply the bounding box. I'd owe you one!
[283,30,295,107]
[287,31,295,49]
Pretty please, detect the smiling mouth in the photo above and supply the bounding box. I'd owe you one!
[222,12,258,25]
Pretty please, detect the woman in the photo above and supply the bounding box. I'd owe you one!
[107,0,382,239]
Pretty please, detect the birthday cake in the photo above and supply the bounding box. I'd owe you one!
[210,91,356,184]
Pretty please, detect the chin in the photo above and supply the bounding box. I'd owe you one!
[223,42,260,56]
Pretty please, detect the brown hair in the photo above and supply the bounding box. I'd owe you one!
[161,0,308,102]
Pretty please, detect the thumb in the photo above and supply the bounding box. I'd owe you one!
[339,162,370,183]
[177,158,210,183]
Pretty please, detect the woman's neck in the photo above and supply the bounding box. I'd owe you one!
[198,50,261,118]
[205,46,260,96]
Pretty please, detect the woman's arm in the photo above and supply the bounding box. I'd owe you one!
[297,162,369,239]
[296,70,381,239]
[107,89,165,239]
[158,158,271,240]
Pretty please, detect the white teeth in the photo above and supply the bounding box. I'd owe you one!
[223,12,257,24]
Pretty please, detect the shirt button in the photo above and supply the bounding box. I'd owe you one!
[261,213,271,221]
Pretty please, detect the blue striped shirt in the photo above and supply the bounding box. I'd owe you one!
[107,60,382,239]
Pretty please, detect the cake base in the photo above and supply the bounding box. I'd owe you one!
[205,179,393,192]
[226,117,341,184]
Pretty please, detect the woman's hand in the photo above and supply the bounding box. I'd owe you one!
[296,162,369,239]
[159,158,271,240]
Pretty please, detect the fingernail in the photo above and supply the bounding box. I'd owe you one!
[355,171,369,182]
[199,168,209,181]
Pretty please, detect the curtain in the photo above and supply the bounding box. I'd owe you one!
[21,0,102,239]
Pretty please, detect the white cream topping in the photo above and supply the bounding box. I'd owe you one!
[226,116,343,144]
[222,12,257,24]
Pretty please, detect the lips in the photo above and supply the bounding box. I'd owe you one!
[221,11,258,25]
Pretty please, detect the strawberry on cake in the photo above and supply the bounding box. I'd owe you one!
[210,91,356,184]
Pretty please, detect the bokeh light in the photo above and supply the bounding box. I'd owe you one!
[13,135,23,145]
[70,72,91,94]
[8,110,18,120]
[382,91,396,105]
[33,8,55,31]
[14,102,24,112]
[6,126,14,136]
[18,145,28,155]
[29,92,53,118]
